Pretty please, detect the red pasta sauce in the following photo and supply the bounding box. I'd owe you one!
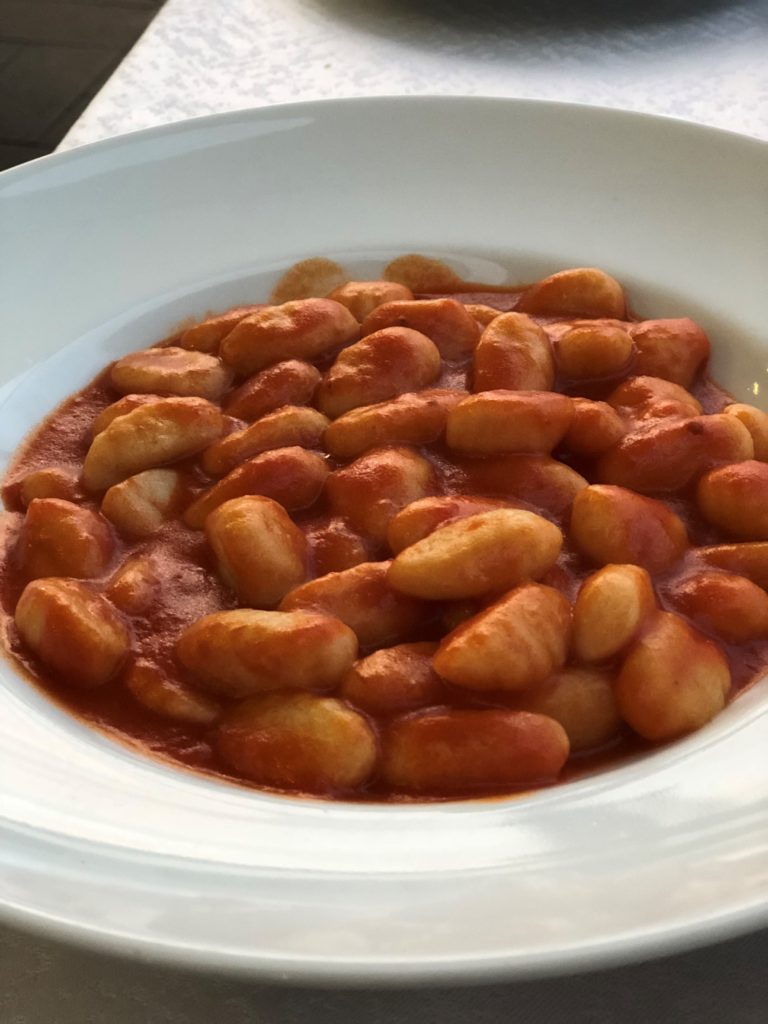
[1,274,766,802]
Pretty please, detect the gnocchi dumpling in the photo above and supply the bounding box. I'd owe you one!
[220,298,359,377]
[110,347,233,400]
[217,693,378,794]
[83,397,224,491]
[15,578,130,687]
[176,609,358,698]
[388,509,563,600]
[316,327,441,419]
[205,496,306,608]
[433,584,571,692]
[16,498,114,579]
[382,709,569,794]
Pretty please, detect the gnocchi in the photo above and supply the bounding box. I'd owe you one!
[83,396,224,491]
[324,389,464,459]
[327,280,413,321]
[101,468,186,538]
[697,542,768,589]
[570,485,688,573]
[360,297,480,360]
[616,612,730,741]
[387,509,562,600]
[446,390,573,455]
[316,327,441,418]
[15,578,129,687]
[110,347,233,400]
[184,446,329,528]
[666,570,768,643]
[433,584,571,692]
[628,318,710,388]
[563,399,625,456]
[304,518,371,575]
[382,710,570,794]
[223,360,321,422]
[105,553,160,615]
[723,403,768,461]
[697,461,768,539]
[217,693,377,794]
[220,298,359,377]
[596,413,753,493]
[455,454,588,515]
[607,375,702,422]
[279,560,432,647]
[339,642,444,716]
[473,312,554,392]
[91,393,164,435]
[2,260,765,803]
[16,498,114,579]
[555,321,633,379]
[572,564,656,661]
[176,609,357,698]
[178,305,262,354]
[17,466,81,506]
[516,267,627,319]
[513,667,621,752]
[386,495,512,554]
[201,406,329,476]
[325,446,434,542]
[205,495,307,608]
[126,660,221,724]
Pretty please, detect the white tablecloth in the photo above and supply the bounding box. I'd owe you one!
[60,0,768,148]
[5,0,768,1020]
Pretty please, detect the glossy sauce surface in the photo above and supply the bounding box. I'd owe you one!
[2,263,767,802]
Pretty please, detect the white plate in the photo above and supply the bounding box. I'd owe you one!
[0,98,767,984]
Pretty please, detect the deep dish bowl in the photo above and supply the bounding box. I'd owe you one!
[0,97,766,983]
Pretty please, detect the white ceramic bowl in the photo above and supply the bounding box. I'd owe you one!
[0,98,766,984]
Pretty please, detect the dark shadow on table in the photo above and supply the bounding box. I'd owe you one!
[314,0,736,42]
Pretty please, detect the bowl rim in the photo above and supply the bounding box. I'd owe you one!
[1,93,765,191]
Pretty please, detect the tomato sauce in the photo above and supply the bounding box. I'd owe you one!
[1,280,766,803]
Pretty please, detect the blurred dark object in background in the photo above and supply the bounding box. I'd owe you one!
[323,0,733,35]
[0,0,165,171]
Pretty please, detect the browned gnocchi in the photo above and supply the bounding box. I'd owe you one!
[15,578,130,687]
[176,609,358,698]
[223,359,321,421]
[553,321,633,380]
[205,496,307,608]
[324,446,434,542]
[446,390,574,455]
[382,709,570,794]
[315,327,441,418]
[360,297,480,360]
[388,509,562,599]
[16,498,114,579]
[217,693,377,794]
[2,258,766,802]
[323,389,464,459]
[472,312,554,392]
[201,406,329,476]
[433,583,572,691]
[220,298,359,377]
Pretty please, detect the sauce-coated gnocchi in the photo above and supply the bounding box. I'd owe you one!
[1,256,766,802]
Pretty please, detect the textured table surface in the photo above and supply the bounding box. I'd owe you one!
[60,0,768,148]
[5,1,768,1021]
